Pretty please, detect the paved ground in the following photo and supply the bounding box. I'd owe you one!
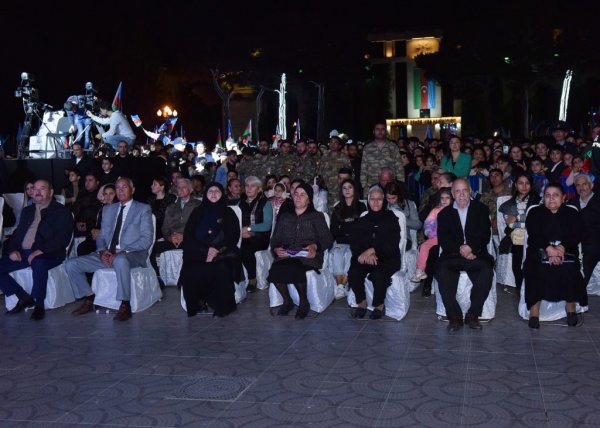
[1,285,599,427]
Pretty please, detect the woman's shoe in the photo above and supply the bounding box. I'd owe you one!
[566,312,578,327]
[277,301,295,316]
[351,306,367,319]
[528,316,540,329]
[295,304,310,320]
[369,307,385,320]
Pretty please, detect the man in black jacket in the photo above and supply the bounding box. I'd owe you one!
[436,179,494,332]
[0,180,73,320]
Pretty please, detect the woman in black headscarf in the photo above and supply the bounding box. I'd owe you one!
[179,182,242,317]
[268,182,334,319]
[348,185,401,319]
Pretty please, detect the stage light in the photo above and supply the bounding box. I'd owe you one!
[20,72,34,82]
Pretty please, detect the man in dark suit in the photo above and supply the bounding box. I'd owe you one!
[66,177,154,321]
[569,174,600,285]
[0,179,73,320]
[436,178,494,331]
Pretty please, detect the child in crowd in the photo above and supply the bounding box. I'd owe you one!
[529,157,548,198]
[411,188,453,282]
[269,182,287,220]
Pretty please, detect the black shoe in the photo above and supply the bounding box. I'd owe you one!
[447,316,464,332]
[295,304,310,320]
[350,306,367,319]
[528,316,540,329]
[566,312,578,327]
[465,313,482,330]
[421,285,432,297]
[30,306,45,321]
[369,307,385,320]
[277,301,295,316]
[246,280,257,293]
[6,298,34,315]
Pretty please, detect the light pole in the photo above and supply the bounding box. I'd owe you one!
[156,105,178,118]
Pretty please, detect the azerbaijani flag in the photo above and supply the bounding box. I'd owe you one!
[227,119,233,140]
[112,81,122,112]
[413,69,436,110]
[216,128,223,148]
[157,117,178,133]
[130,114,142,128]
[242,119,252,145]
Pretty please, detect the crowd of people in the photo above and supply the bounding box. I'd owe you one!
[1,119,600,330]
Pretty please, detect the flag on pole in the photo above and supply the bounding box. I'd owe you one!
[216,128,223,148]
[242,119,252,145]
[142,128,160,140]
[293,118,301,143]
[227,119,233,140]
[112,81,123,112]
[272,124,280,149]
[157,117,178,133]
[130,114,142,128]
[426,125,433,139]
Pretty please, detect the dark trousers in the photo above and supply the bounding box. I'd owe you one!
[348,262,396,307]
[150,241,182,275]
[0,250,62,304]
[511,245,524,291]
[423,244,440,290]
[582,244,600,285]
[435,255,494,319]
[240,233,270,280]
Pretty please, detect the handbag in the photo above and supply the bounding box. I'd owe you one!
[510,228,525,246]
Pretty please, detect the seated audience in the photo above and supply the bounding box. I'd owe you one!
[77,184,116,256]
[348,185,400,319]
[239,176,273,292]
[498,172,541,292]
[268,182,333,319]
[523,183,587,329]
[0,180,73,320]
[179,183,242,317]
[150,178,201,285]
[384,181,422,250]
[436,179,494,332]
[226,178,242,206]
[329,179,367,299]
[66,178,154,322]
[147,176,177,241]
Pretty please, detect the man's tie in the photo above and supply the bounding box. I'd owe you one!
[109,205,126,253]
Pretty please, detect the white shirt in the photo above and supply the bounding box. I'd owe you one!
[453,200,470,242]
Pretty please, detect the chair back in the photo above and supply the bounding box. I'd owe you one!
[0,196,4,234]
[54,195,66,205]
[228,205,243,248]
[496,195,512,241]
[3,193,24,227]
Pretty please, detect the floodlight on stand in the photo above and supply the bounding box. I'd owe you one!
[20,72,34,82]
[85,82,94,91]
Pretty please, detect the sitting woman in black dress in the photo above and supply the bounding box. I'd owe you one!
[523,183,587,329]
[179,182,242,318]
[348,185,400,319]
[268,182,333,319]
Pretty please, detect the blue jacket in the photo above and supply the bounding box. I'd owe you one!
[7,200,73,260]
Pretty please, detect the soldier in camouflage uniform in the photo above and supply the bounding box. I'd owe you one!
[293,139,317,182]
[360,122,404,197]
[273,140,296,179]
[235,147,255,183]
[253,140,277,181]
[317,136,351,209]
[479,168,511,235]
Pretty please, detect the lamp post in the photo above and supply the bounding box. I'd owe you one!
[156,105,178,118]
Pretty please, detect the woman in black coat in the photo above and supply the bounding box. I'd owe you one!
[523,183,587,329]
[268,182,333,319]
[179,182,242,317]
[348,186,400,320]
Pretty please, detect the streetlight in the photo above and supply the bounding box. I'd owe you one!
[156,105,178,118]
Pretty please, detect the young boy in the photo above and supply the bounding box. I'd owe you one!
[530,157,548,198]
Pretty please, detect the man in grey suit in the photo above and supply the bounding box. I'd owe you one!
[66,177,154,321]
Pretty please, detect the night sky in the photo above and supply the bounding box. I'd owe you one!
[0,0,591,143]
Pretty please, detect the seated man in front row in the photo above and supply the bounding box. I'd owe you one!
[436,178,494,332]
[66,177,153,321]
[0,180,73,320]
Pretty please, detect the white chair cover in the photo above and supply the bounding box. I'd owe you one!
[255,249,274,290]
[433,234,497,320]
[495,195,516,288]
[3,193,24,236]
[158,249,184,286]
[5,264,74,311]
[54,194,66,205]
[406,228,419,292]
[68,236,86,259]
[90,215,162,313]
[0,197,4,249]
[517,208,588,320]
[269,213,336,313]
[587,264,600,295]
[346,210,411,320]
